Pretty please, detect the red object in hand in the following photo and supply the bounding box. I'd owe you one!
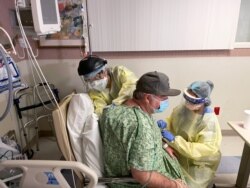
[214,107,220,115]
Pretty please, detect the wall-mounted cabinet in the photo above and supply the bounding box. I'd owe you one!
[234,0,250,48]
[87,0,241,52]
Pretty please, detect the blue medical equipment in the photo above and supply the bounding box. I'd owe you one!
[0,43,14,122]
[183,89,206,104]
[157,120,175,142]
[0,55,21,93]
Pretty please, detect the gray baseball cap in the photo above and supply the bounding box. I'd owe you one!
[136,71,181,96]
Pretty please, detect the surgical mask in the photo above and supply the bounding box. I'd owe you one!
[87,77,108,91]
[185,102,203,111]
[154,99,169,113]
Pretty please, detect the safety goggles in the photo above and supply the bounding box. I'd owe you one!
[183,89,205,104]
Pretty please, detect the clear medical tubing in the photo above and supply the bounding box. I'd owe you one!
[0,47,13,121]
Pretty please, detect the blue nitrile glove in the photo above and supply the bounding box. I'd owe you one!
[157,120,167,129]
[161,130,175,142]
[204,107,213,113]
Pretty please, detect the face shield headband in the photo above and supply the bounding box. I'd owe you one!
[83,65,106,81]
[183,89,206,104]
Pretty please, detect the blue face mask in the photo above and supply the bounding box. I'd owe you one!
[154,99,169,113]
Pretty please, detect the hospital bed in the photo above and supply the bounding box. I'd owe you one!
[52,93,136,187]
[0,160,98,188]
[0,93,132,188]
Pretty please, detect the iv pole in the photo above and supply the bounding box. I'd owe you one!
[85,0,92,55]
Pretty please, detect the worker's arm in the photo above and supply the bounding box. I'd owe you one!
[131,168,188,188]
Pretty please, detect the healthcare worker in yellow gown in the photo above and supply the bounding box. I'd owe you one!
[157,80,222,188]
[78,55,138,117]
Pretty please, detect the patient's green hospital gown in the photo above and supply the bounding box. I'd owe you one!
[100,105,185,188]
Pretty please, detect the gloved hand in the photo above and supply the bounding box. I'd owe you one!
[157,119,167,129]
[161,130,175,142]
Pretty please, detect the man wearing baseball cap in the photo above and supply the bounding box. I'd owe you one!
[99,71,188,188]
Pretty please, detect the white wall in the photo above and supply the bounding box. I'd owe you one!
[108,57,250,129]
[9,56,248,131]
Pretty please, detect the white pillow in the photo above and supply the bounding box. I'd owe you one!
[67,93,104,177]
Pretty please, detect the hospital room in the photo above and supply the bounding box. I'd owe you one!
[0,0,250,187]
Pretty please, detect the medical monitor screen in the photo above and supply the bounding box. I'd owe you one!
[41,0,58,25]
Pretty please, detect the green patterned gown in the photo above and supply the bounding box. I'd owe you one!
[99,105,185,188]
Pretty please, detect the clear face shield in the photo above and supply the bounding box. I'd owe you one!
[183,89,205,111]
[80,66,108,92]
[80,76,89,92]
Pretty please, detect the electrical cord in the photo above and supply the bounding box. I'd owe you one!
[15,3,56,107]
[0,25,17,121]
[15,2,77,188]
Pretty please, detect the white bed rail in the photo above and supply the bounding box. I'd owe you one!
[0,160,98,188]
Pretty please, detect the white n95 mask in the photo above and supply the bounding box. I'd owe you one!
[87,77,108,91]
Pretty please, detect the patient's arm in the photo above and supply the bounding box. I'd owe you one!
[131,168,188,188]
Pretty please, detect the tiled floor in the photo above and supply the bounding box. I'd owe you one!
[220,136,244,156]
[213,136,250,187]
[31,135,250,188]
[31,137,62,160]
